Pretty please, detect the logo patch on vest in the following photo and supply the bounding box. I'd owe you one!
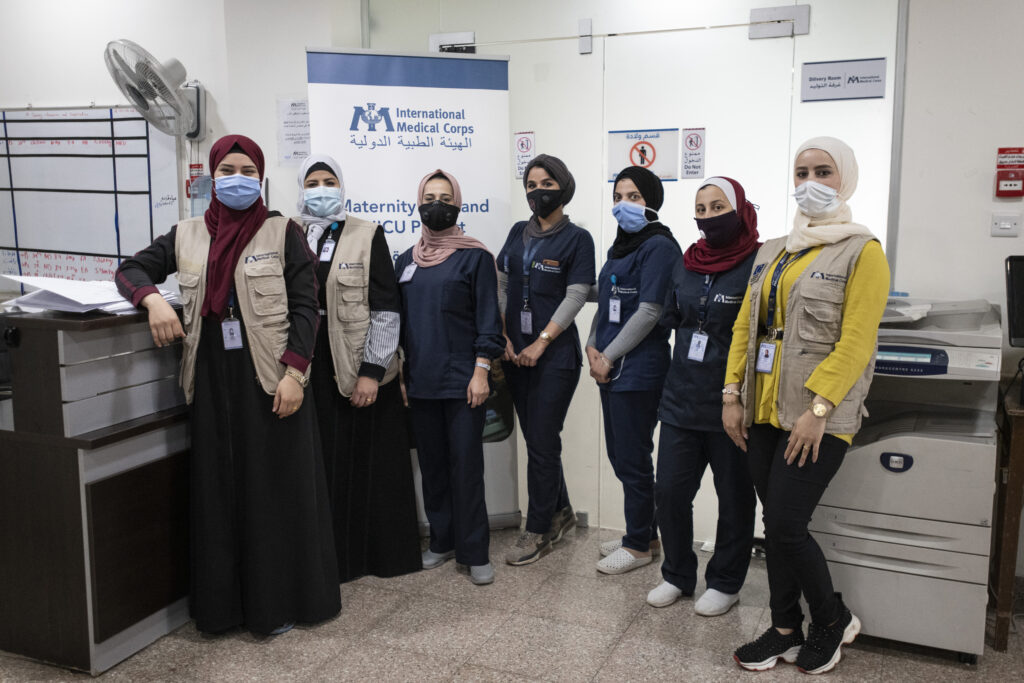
[338,262,365,269]
[713,293,743,304]
[809,271,847,284]
[244,251,279,263]
[750,263,767,282]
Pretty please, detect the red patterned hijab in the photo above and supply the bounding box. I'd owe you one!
[202,134,269,318]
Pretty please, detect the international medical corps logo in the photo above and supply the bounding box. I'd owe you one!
[350,103,394,132]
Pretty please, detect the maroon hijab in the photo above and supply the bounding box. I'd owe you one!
[201,134,269,318]
[682,176,761,275]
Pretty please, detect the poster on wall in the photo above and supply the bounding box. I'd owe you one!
[306,50,511,257]
[801,58,886,102]
[607,128,679,181]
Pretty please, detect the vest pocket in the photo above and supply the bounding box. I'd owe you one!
[177,270,201,330]
[335,271,369,322]
[244,262,288,317]
[797,285,844,345]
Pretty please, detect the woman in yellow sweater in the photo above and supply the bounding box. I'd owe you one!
[724,137,889,675]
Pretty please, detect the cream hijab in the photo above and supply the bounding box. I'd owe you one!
[786,136,876,252]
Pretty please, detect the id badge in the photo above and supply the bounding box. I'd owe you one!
[520,309,533,335]
[399,263,417,283]
[319,238,336,262]
[222,318,243,350]
[688,332,708,362]
[756,341,776,374]
[609,297,621,324]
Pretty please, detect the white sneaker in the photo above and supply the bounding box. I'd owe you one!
[599,538,661,557]
[694,588,740,616]
[646,580,684,607]
[596,547,652,575]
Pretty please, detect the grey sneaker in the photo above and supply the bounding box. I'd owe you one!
[548,505,576,544]
[422,548,455,570]
[504,531,552,566]
[470,562,495,585]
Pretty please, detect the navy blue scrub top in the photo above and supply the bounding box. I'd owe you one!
[657,251,756,431]
[396,247,505,401]
[595,234,679,392]
[497,220,596,370]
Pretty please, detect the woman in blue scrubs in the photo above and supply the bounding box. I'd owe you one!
[497,154,596,566]
[647,177,759,613]
[395,169,505,586]
[588,166,680,575]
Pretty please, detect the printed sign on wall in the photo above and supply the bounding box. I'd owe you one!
[607,128,679,181]
[801,58,886,102]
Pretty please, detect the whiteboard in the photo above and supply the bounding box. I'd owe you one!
[0,107,178,282]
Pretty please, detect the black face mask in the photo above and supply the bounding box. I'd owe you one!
[695,210,742,249]
[526,188,564,219]
[419,200,460,230]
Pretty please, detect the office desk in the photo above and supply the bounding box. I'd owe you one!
[0,311,189,674]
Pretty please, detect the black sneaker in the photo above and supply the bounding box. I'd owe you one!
[504,531,552,565]
[547,505,576,544]
[733,626,805,671]
[796,598,861,674]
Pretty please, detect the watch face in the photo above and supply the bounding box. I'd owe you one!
[813,404,828,417]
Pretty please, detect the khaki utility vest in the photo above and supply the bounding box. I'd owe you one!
[740,235,878,433]
[310,215,400,396]
[175,216,305,403]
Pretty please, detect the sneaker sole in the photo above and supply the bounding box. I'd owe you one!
[798,614,861,675]
[733,645,802,671]
[505,543,552,566]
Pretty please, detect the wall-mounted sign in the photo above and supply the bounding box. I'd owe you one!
[801,58,886,102]
[607,128,679,181]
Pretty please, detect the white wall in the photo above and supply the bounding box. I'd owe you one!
[367,0,899,541]
[895,0,1024,573]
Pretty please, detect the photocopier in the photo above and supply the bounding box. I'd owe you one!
[809,298,1000,662]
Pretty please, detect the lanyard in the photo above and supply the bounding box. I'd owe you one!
[764,249,809,336]
[696,274,715,332]
[521,238,542,309]
[227,288,236,319]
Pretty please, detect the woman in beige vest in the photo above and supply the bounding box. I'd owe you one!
[115,135,340,636]
[724,137,889,674]
[296,154,421,582]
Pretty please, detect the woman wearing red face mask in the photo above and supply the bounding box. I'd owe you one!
[115,135,340,636]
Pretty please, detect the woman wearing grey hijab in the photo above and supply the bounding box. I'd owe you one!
[496,154,596,566]
[296,154,421,582]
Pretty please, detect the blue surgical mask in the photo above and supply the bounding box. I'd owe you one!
[215,174,262,210]
[613,201,656,233]
[303,186,342,218]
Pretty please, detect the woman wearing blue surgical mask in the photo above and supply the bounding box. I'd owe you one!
[295,154,422,583]
[586,165,681,575]
[725,137,889,674]
[115,135,340,636]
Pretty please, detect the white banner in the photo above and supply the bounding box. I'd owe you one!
[306,50,511,259]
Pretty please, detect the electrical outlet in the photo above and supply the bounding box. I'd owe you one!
[992,212,1021,237]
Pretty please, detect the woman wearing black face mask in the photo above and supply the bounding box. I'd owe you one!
[647,177,760,614]
[495,154,596,566]
[394,169,505,586]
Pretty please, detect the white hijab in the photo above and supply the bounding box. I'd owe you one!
[786,136,876,252]
[296,154,347,251]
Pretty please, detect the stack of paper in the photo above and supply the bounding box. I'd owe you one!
[0,275,180,315]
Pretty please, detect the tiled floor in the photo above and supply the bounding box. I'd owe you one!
[2,526,1023,681]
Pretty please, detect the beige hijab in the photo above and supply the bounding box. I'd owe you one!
[786,136,876,252]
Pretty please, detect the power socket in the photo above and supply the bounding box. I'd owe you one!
[992,212,1021,237]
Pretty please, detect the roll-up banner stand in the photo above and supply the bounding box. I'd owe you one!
[307,48,520,531]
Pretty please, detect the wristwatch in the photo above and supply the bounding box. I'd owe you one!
[284,368,309,388]
[811,402,829,418]
[538,330,552,344]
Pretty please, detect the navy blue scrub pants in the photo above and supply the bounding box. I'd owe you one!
[504,362,580,535]
[409,398,490,567]
[655,423,755,594]
[600,389,660,552]
[747,423,847,629]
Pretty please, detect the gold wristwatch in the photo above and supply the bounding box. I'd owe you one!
[538,330,552,344]
[285,368,309,388]
[811,402,829,418]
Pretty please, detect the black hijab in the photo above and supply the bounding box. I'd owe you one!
[609,166,678,259]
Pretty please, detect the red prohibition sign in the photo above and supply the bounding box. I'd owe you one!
[630,141,656,168]
[685,133,703,151]
[517,136,532,153]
